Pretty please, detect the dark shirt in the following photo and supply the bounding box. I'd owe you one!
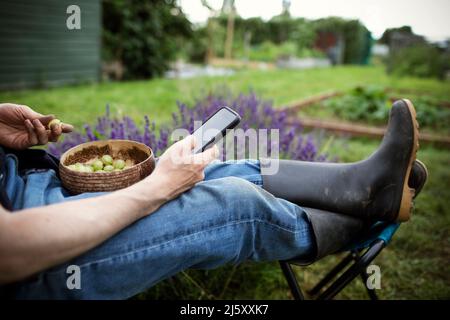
[0,146,60,211]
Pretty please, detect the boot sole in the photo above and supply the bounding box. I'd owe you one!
[412,159,428,198]
[397,99,420,222]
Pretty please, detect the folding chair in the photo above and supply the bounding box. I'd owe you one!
[279,222,400,300]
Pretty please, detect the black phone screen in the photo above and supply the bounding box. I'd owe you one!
[192,107,240,154]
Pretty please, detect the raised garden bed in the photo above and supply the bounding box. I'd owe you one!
[282,86,450,147]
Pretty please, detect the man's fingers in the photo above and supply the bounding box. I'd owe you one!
[32,119,48,145]
[184,135,197,150]
[48,122,74,142]
[45,121,73,143]
[48,125,61,142]
[61,123,74,133]
[179,135,198,156]
[36,115,55,127]
[192,145,219,166]
[204,145,219,163]
[50,123,62,136]
[24,119,38,146]
[19,105,44,120]
[35,113,73,141]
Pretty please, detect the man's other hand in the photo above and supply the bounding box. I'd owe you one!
[0,103,73,150]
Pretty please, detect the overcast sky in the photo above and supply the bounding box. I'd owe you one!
[179,0,450,41]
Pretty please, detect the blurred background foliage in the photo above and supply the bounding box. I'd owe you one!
[380,26,450,80]
[389,44,449,79]
[100,0,449,81]
[102,0,193,79]
[305,86,450,133]
[100,1,372,77]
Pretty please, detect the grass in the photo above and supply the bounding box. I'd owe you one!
[1,65,449,129]
[1,65,449,299]
[139,138,450,300]
[306,139,450,299]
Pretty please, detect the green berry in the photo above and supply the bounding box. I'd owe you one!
[104,165,114,172]
[92,160,104,171]
[48,119,61,129]
[113,159,125,170]
[101,155,113,165]
[74,163,84,172]
[67,164,76,170]
[84,165,94,173]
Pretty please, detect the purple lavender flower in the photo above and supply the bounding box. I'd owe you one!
[84,124,97,141]
[48,91,330,163]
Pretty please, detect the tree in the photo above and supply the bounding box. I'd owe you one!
[201,0,219,62]
[102,0,192,79]
[223,0,236,59]
[282,0,291,16]
[379,26,414,45]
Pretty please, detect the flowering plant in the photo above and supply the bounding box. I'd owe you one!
[48,91,329,162]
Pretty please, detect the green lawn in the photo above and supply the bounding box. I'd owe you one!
[306,139,450,299]
[140,138,450,300]
[1,65,449,299]
[1,65,449,129]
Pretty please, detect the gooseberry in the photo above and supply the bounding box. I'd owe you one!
[101,155,113,165]
[92,160,104,171]
[67,155,129,175]
[74,163,84,172]
[113,159,125,170]
[104,165,114,172]
[48,119,61,129]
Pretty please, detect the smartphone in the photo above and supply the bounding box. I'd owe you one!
[192,107,241,154]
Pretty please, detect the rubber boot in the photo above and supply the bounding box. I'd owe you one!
[293,159,428,262]
[261,99,420,222]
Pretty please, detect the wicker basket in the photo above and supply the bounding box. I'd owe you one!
[59,140,155,194]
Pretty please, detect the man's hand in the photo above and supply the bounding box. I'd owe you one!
[146,135,219,204]
[0,103,74,150]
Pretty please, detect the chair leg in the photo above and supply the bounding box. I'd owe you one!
[359,270,379,300]
[316,240,385,300]
[279,261,305,300]
[308,253,354,296]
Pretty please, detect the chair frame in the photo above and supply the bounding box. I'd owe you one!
[279,239,385,300]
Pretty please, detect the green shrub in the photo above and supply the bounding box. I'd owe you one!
[183,26,209,63]
[102,0,192,79]
[324,86,450,131]
[235,40,325,62]
[325,86,390,122]
[388,44,449,80]
[247,41,297,62]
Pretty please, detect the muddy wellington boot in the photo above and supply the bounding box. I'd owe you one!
[296,159,428,261]
[261,99,420,222]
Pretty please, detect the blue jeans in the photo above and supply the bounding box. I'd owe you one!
[4,156,314,299]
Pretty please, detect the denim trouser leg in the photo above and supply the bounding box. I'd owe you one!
[6,157,314,299]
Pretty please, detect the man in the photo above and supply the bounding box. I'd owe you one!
[0,100,426,299]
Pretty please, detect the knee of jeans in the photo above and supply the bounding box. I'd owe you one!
[218,176,258,195]
[214,176,266,215]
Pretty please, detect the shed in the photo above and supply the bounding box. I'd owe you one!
[0,0,101,90]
